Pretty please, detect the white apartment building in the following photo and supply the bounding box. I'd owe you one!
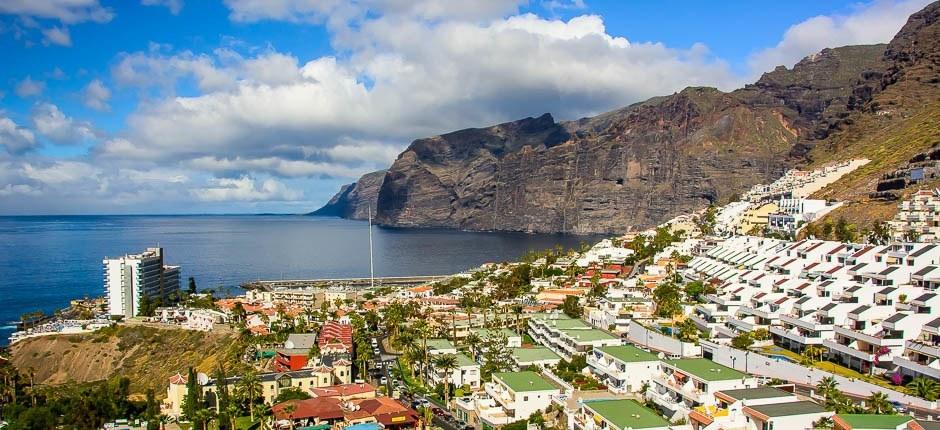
[574,399,670,430]
[104,247,180,318]
[475,371,560,427]
[646,358,758,421]
[428,352,481,389]
[889,189,940,242]
[587,345,661,394]
[527,313,621,360]
[688,387,831,430]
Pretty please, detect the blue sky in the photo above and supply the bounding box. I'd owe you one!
[0,0,931,214]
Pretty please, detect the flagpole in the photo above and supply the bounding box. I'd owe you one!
[369,204,375,289]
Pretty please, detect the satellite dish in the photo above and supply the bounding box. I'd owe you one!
[197,372,210,385]
[657,352,665,360]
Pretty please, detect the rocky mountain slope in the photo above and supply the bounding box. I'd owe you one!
[313,2,940,233]
[310,170,385,220]
[802,0,940,228]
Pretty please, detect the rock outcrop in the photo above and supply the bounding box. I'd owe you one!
[314,6,936,233]
[309,170,385,220]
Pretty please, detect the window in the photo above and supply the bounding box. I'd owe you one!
[523,396,529,401]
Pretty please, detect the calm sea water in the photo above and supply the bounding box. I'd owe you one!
[0,215,599,344]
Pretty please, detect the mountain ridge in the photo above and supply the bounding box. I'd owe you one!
[312,1,939,233]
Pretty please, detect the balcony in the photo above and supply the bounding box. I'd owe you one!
[824,340,875,362]
[780,314,830,332]
[652,374,706,404]
[770,326,819,346]
[726,317,756,332]
[483,383,515,410]
[833,326,905,347]
[646,387,691,417]
[906,340,940,359]
[893,356,940,379]
[475,398,514,426]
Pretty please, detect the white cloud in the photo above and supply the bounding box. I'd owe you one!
[15,76,45,98]
[192,176,302,201]
[41,26,71,46]
[0,116,37,154]
[22,160,99,185]
[748,0,931,75]
[0,0,114,24]
[82,79,112,111]
[223,0,525,23]
[31,103,97,144]
[141,0,184,15]
[104,12,740,184]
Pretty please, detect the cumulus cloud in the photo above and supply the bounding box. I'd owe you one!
[22,160,100,184]
[748,0,931,75]
[31,103,97,144]
[41,26,71,46]
[0,116,37,154]
[81,79,112,111]
[192,176,302,201]
[0,0,114,24]
[14,76,45,98]
[103,12,740,185]
[141,0,184,15]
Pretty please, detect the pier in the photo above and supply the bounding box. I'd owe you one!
[240,275,449,291]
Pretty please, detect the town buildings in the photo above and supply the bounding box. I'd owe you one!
[890,189,940,243]
[104,247,180,318]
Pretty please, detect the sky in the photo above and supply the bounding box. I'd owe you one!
[0,0,932,215]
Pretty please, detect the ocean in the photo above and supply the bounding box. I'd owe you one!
[0,215,600,344]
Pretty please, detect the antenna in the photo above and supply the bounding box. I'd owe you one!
[369,204,375,290]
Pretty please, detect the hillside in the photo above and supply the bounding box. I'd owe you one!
[802,1,940,228]
[9,324,243,396]
[316,41,889,233]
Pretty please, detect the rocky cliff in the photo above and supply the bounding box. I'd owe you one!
[312,9,929,233]
[310,170,385,220]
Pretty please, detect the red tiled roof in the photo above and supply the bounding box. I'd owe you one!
[318,321,353,349]
[273,397,344,421]
[168,372,187,385]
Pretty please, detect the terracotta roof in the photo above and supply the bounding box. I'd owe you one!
[273,397,344,421]
[168,372,187,385]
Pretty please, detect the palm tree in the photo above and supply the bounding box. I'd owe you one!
[465,332,482,359]
[236,368,262,421]
[256,403,273,430]
[816,376,838,399]
[907,376,940,401]
[801,346,824,365]
[866,392,894,414]
[420,406,434,430]
[283,403,297,430]
[433,354,460,409]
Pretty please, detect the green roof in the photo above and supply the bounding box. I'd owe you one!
[545,319,591,329]
[665,358,746,381]
[493,371,558,393]
[472,328,519,339]
[747,401,826,418]
[426,339,456,351]
[836,414,914,429]
[718,387,793,401]
[455,353,477,367]
[559,328,618,342]
[511,347,562,363]
[598,345,659,363]
[585,399,669,430]
[530,312,573,321]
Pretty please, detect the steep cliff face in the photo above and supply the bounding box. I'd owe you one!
[315,23,914,233]
[310,170,385,220]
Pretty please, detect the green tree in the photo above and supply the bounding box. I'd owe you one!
[188,277,197,295]
[237,368,263,421]
[865,392,894,414]
[274,387,311,403]
[433,354,459,409]
[562,296,582,318]
[480,333,512,379]
[683,280,706,302]
[676,318,700,343]
[907,377,939,401]
[182,367,203,423]
[731,332,754,350]
[751,328,770,341]
[834,217,857,243]
[867,221,892,245]
[653,282,682,319]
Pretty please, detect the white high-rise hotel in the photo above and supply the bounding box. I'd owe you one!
[104,247,180,318]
